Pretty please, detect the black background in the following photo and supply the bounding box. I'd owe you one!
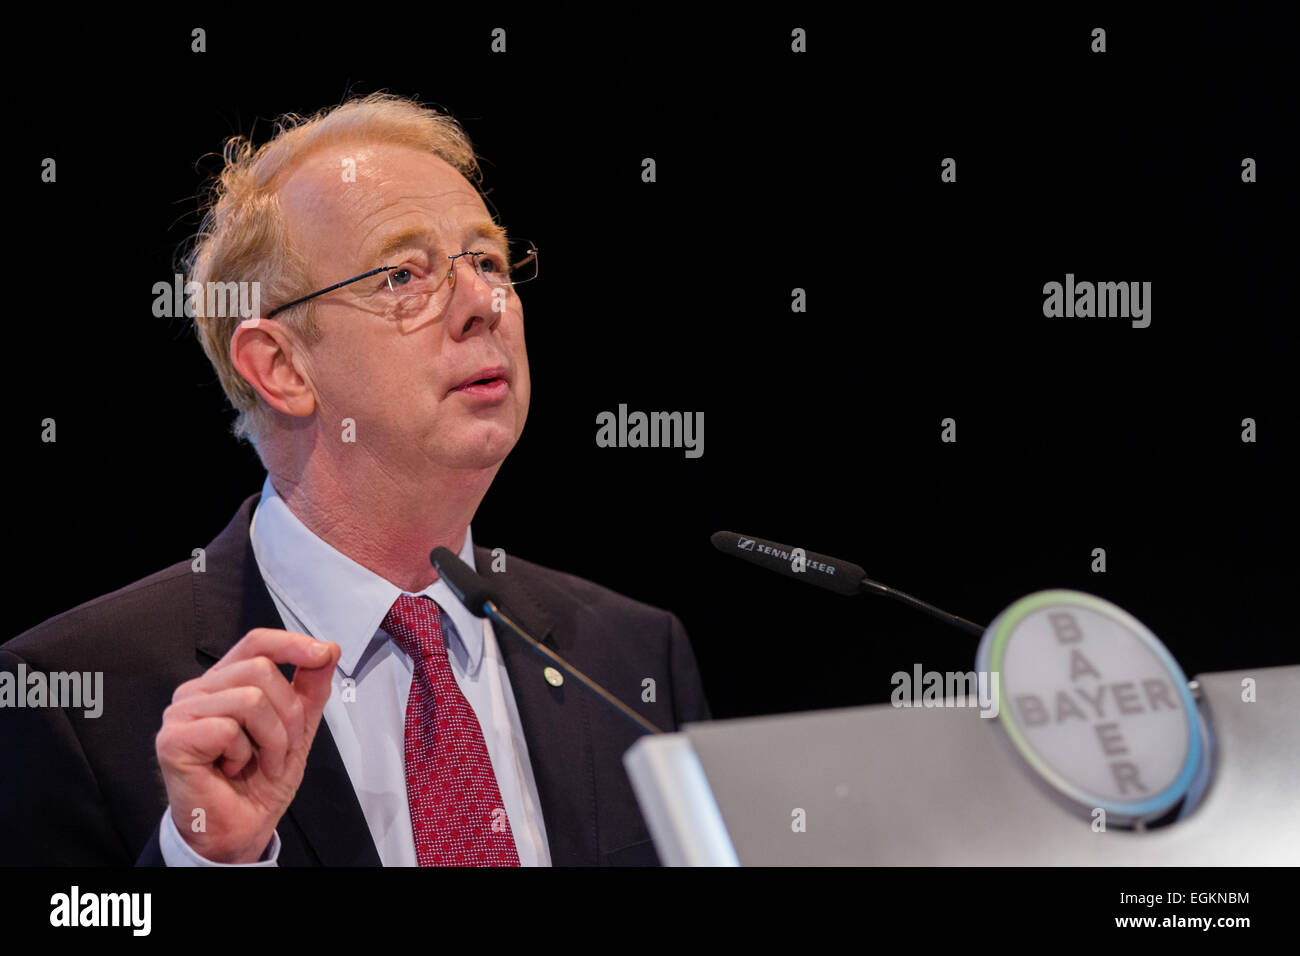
[12,7,1296,720]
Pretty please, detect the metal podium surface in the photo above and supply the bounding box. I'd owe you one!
[624,665,1300,865]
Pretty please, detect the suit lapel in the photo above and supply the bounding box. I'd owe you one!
[476,547,599,866]
[194,494,381,866]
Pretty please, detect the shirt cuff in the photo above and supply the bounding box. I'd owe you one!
[159,808,281,866]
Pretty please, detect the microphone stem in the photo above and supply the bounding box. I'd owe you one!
[860,578,986,637]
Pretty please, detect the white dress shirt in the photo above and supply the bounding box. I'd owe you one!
[158,475,551,866]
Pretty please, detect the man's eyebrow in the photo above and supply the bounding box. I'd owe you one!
[468,219,510,248]
[370,220,510,265]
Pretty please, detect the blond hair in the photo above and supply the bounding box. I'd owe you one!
[182,93,483,456]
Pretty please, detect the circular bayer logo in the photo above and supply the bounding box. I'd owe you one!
[976,590,1203,825]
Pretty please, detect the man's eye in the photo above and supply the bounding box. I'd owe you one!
[389,268,414,288]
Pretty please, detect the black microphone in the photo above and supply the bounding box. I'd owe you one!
[709,531,865,595]
[430,547,664,736]
[431,547,495,615]
[710,530,986,636]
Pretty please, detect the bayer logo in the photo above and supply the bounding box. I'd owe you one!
[976,590,1207,827]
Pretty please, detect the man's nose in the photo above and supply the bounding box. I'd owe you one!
[445,255,503,339]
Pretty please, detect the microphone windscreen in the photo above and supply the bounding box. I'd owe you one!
[711,530,866,596]
[430,547,495,617]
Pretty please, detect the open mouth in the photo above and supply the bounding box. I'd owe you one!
[453,367,509,397]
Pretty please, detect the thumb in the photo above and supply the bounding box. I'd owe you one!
[291,641,340,739]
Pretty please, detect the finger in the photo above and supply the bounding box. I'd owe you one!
[290,641,341,743]
[161,715,253,778]
[209,628,333,675]
[172,657,305,746]
[216,724,256,778]
[166,686,291,779]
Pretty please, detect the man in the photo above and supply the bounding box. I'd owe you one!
[0,93,711,866]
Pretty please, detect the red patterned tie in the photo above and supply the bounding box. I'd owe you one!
[382,593,521,866]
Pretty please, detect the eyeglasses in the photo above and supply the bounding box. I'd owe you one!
[265,238,539,319]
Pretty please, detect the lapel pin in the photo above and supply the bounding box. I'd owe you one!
[543,666,564,687]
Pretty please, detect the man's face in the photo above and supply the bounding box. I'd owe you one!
[275,142,531,474]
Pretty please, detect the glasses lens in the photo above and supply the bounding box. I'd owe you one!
[469,239,537,286]
[383,239,536,308]
[386,267,441,298]
[507,239,538,285]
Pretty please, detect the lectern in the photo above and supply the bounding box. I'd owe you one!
[624,665,1300,865]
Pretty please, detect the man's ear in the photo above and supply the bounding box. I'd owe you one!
[229,318,317,418]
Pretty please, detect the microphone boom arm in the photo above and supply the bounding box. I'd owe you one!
[483,601,666,736]
[860,577,985,636]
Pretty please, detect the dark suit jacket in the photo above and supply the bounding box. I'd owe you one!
[0,493,711,866]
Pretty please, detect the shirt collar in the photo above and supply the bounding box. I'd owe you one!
[248,474,483,677]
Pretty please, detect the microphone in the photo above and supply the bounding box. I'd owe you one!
[430,547,495,615]
[709,531,865,595]
[430,547,664,736]
[710,530,986,637]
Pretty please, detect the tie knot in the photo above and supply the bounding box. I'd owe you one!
[383,593,447,663]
